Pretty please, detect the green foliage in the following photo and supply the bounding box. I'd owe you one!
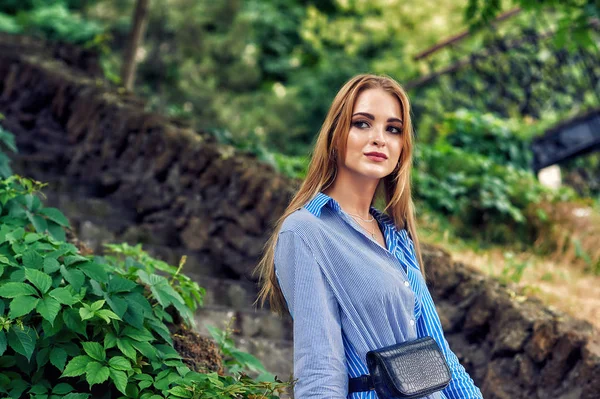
[498,251,532,284]
[86,0,470,156]
[100,243,206,324]
[0,175,288,397]
[437,109,533,170]
[0,1,105,46]
[272,153,309,181]
[0,114,17,179]
[207,319,281,383]
[413,142,562,244]
[465,0,599,49]
[0,12,21,34]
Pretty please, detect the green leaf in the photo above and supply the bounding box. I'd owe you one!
[43,258,60,274]
[85,361,109,387]
[131,341,158,361]
[108,356,131,371]
[9,295,40,318]
[8,325,36,360]
[36,296,61,325]
[123,307,145,330]
[82,342,105,362]
[108,276,137,293]
[25,269,52,295]
[8,378,28,398]
[28,212,48,234]
[39,208,70,227]
[79,306,94,321]
[116,338,136,360]
[60,266,85,291]
[96,309,120,323]
[78,262,108,283]
[0,282,38,298]
[9,269,25,282]
[0,330,6,356]
[22,250,44,270]
[51,383,74,394]
[63,255,89,267]
[47,221,66,242]
[0,354,16,367]
[169,386,193,398]
[36,346,50,368]
[105,295,128,318]
[123,326,154,342]
[61,355,91,377]
[231,350,267,373]
[109,368,128,395]
[90,299,105,312]
[62,393,90,399]
[48,287,77,305]
[104,331,117,349]
[24,233,43,244]
[50,347,68,371]
[63,308,86,336]
[29,383,48,394]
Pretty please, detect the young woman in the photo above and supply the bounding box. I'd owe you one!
[254,74,483,399]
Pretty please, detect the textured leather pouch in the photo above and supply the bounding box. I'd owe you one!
[364,336,451,399]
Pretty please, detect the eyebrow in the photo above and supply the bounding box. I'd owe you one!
[352,112,403,124]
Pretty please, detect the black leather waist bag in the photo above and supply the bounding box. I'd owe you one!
[348,336,451,399]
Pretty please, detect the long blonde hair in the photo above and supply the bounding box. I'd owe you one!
[253,73,425,316]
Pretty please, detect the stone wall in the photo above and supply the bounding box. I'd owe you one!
[0,33,295,280]
[0,34,598,398]
[424,246,599,399]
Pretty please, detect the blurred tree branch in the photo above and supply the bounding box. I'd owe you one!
[121,0,150,91]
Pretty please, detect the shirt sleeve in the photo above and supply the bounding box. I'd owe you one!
[274,230,348,398]
[404,236,484,399]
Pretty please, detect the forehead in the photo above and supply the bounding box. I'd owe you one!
[352,88,402,119]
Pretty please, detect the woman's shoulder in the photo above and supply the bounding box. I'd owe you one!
[279,207,322,237]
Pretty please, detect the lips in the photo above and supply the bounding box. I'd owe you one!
[364,152,388,161]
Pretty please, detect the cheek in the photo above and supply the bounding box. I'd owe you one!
[389,138,403,162]
[345,130,365,154]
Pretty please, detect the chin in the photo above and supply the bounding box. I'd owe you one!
[354,166,393,180]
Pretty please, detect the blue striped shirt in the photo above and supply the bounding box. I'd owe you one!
[274,192,483,399]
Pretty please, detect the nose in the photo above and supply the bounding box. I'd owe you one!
[370,124,386,147]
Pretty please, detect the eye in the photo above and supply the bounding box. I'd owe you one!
[388,125,402,134]
[352,120,370,129]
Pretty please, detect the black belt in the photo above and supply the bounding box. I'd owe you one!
[348,374,374,393]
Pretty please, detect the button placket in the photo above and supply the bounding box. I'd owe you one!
[336,207,417,320]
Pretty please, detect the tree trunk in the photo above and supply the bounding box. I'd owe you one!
[121,0,150,91]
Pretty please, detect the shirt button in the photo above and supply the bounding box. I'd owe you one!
[404,281,410,287]
[410,319,415,326]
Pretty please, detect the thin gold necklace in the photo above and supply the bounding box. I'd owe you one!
[346,212,375,222]
[348,214,376,239]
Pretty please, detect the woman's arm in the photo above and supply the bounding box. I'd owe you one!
[275,230,348,398]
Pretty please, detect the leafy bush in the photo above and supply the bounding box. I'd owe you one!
[0,127,289,398]
[413,142,576,245]
[0,2,105,46]
[437,109,533,170]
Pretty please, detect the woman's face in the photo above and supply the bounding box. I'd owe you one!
[340,88,404,181]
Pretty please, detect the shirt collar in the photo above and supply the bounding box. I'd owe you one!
[305,192,396,230]
[304,192,410,272]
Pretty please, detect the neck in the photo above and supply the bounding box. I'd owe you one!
[323,167,379,219]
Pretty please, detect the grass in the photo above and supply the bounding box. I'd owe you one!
[417,212,600,331]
